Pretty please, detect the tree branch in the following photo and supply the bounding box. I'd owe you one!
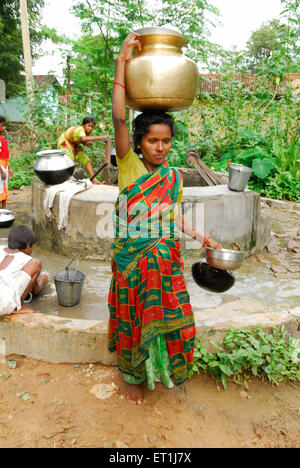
[85,0,114,59]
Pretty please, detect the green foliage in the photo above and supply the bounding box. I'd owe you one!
[246,19,288,72]
[272,138,300,177]
[8,152,36,189]
[205,1,300,75]
[10,0,298,205]
[190,326,300,390]
[66,0,218,117]
[192,65,299,200]
[264,170,300,201]
[167,115,193,166]
[69,0,156,117]
[0,0,45,96]
[12,81,110,175]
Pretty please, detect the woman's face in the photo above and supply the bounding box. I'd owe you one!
[140,124,172,167]
[83,122,94,135]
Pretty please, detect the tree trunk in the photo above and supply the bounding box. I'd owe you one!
[19,0,33,97]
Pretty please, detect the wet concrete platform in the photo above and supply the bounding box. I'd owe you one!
[0,196,299,364]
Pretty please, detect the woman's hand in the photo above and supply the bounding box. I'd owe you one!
[118,32,141,62]
[0,168,6,180]
[206,237,223,251]
[99,135,109,142]
[8,168,13,178]
[92,178,105,185]
[40,272,50,285]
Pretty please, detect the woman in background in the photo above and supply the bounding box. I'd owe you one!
[58,116,108,184]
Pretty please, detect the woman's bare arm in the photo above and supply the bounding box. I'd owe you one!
[176,207,222,250]
[80,135,108,144]
[112,32,141,159]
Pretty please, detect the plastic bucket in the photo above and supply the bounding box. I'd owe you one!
[54,259,86,307]
[228,163,253,192]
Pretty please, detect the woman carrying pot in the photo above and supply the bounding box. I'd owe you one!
[57,116,109,184]
[108,32,222,405]
[0,226,49,315]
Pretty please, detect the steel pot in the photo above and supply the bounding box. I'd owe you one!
[205,247,245,271]
[125,27,199,111]
[34,150,75,185]
[0,209,16,228]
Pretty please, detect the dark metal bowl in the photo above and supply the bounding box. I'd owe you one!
[192,258,235,293]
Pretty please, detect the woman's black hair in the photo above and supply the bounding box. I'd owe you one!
[8,225,36,250]
[132,110,176,154]
[0,116,6,124]
[82,116,95,126]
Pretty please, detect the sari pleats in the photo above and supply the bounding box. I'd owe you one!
[108,238,195,386]
[108,160,195,387]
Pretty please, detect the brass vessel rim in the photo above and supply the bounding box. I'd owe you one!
[134,27,183,37]
[134,27,188,46]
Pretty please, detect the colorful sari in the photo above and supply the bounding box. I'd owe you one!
[0,160,8,202]
[0,137,9,202]
[57,126,90,167]
[108,160,195,388]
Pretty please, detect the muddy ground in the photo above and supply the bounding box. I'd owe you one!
[0,357,299,449]
[0,187,299,449]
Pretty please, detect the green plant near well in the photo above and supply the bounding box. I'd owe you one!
[189,325,300,390]
[8,152,37,190]
[264,170,300,201]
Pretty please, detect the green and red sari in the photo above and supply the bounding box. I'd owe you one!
[108,160,195,388]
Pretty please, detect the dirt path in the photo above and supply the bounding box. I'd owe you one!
[0,357,299,448]
[0,187,299,448]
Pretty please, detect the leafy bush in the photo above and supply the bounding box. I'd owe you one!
[263,170,300,201]
[189,325,300,390]
[8,152,37,189]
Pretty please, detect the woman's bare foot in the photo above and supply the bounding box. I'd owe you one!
[126,383,144,405]
[11,305,36,315]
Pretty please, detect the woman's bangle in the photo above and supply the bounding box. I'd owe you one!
[202,236,210,247]
[113,81,126,91]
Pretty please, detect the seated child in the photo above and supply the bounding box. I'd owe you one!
[0,116,13,210]
[0,225,49,315]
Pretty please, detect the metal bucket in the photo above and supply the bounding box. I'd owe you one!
[228,163,253,192]
[54,259,86,307]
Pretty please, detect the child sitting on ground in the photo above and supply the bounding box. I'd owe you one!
[0,225,49,315]
[0,116,13,210]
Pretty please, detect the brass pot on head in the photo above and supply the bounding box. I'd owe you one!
[125,27,199,112]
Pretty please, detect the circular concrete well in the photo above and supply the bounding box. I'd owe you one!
[3,181,294,366]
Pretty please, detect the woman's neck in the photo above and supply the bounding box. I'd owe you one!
[142,158,159,173]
